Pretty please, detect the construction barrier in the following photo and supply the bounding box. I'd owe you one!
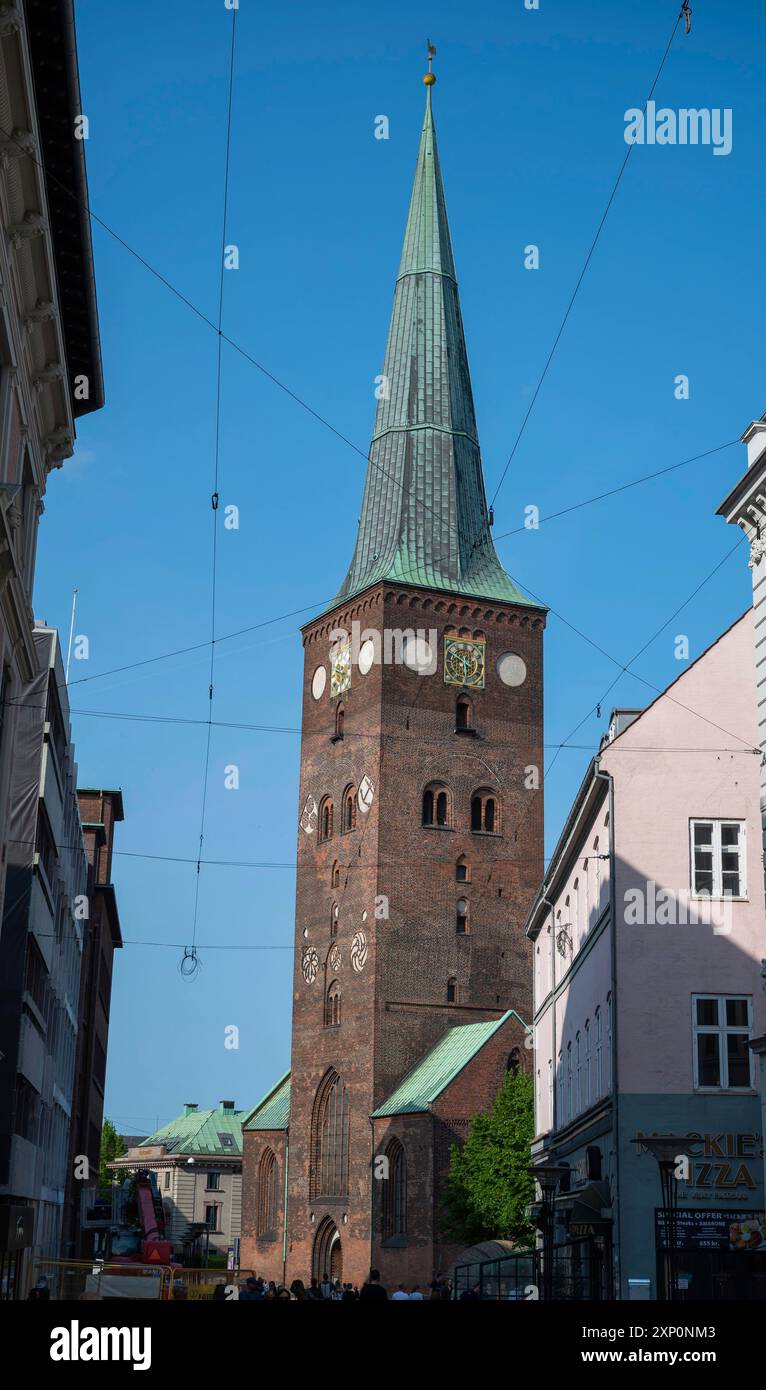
[30,1258,173,1302]
[171,1267,256,1301]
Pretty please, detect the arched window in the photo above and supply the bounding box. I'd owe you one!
[455,696,472,731]
[330,903,339,938]
[606,993,613,1090]
[422,782,451,828]
[447,977,458,1004]
[256,1148,278,1239]
[325,979,341,1027]
[342,785,357,833]
[557,1051,565,1125]
[595,1007,603,1097]
[471,788,500,834]
[319,798,333,843]
[456,897,469,934]
[310,1069,350,1199]
[575,1031,582,1115]
[382,1138,407,1240]
[334,704,345,740]
[455,855,470,883]
[566,1042,573,1121]
[507,1047,521,1076]
[584,1019,592,1108]
[331,861,340,889]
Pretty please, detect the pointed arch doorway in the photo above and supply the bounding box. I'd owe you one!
[313,1215,342,1283]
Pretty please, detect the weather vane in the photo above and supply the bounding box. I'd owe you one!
[424,40,437,87]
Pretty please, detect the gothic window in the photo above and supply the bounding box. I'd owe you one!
[456,897,469,934]
[455,855,470,883]
[422,782,451,828]
[471,788,500,833]
[382,1138,407,1240]
[310,1069,350,1199]
[319,797,334,842]
[331,861,340,888]
[325,979,341,1027]
[455,696,472,731]
[342,784,357,833]
[256,1148,278,1240]
[330,903,339,938]
[335,704,345,740]
[447,976,458,1004]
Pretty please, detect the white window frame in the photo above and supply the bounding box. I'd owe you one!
[689,818,747,900]
[584,1020,592,1108]
[595,1009,602,1098]
[691,993,753,1090]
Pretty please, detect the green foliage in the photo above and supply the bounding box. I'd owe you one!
[99,1118,127,1187]
[442,1070,536,1247]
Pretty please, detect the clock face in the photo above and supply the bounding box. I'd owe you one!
[444,638,486,689]
[330,641,351,697]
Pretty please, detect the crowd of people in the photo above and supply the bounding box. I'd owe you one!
[222,1269,455,1301]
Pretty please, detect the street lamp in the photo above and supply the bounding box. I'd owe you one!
[529,1163,570,1301]
[634,1134,687,1302]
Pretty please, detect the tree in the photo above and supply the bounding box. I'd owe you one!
[442,1070,535,1247]
[98,1118,127,1187]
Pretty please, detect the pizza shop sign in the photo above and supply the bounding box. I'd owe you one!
[636,1132,763,1194]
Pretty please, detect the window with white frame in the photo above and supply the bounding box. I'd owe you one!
[690,820,746,898]
[566,1042,572,1122]
[692,995,752,1090]
[557,1052,565,1126]
[575,1032,582,1115]
[584,1019,592,1107]
[606,993,612,1090]
[595,1008,602,1097]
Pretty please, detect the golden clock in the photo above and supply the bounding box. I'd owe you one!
[444,637,486,689]
[330,641,351,697]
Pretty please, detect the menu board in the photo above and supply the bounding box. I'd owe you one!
[656,1209,766,1251]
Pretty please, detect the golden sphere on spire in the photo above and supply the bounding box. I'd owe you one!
[423,71,436,86]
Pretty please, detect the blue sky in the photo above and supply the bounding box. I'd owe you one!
[34,0,766,1134]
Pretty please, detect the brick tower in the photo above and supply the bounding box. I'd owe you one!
[241,70,545,1289]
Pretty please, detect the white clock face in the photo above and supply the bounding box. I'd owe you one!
[497,652,527,687]
[358,639,376,675]
[404,635,434,673]
[311,666,327,700]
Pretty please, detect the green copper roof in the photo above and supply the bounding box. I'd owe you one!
[333,90,533,610]
[138,1103,248,1157]
[242,1072,291,1132]
[372,1011,515,1117]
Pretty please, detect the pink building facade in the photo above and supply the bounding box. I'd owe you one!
[526,612,766,1300]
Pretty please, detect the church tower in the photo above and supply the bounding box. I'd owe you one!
[240,67,545,1289]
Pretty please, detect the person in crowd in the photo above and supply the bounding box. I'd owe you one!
[307,1276,324,1300]
[341,1282,358,1301]
[290,1278,307,1300]
[276,1284,293,1299]
[359,1268,388,1301]
[319,1270,334,1300]
[410,1285,424,1300]
[28,1276,51,1301]
[391,1283,410,1300]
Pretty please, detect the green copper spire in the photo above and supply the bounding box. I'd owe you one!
[333,83,533,610]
